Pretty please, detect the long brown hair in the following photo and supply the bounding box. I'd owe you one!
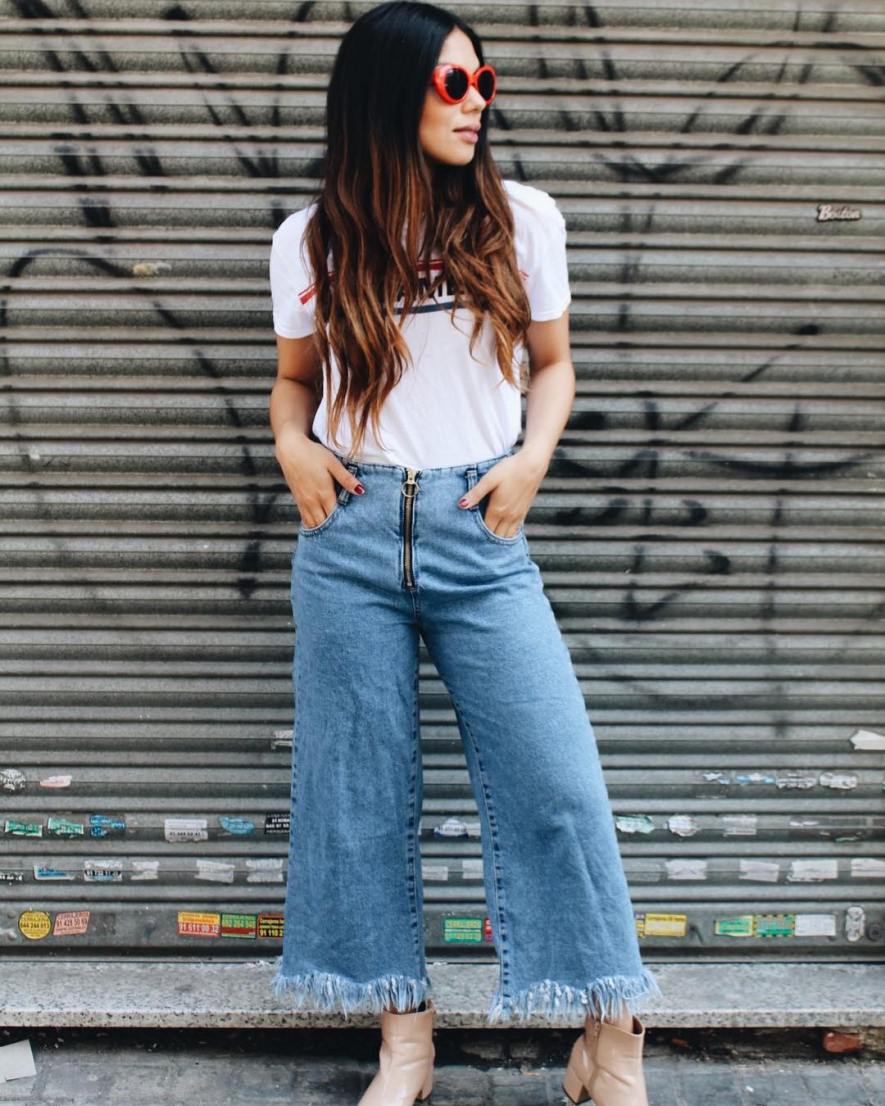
[298,0,532,460]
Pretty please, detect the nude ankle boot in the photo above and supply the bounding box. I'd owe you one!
[357,998,435,1106]
[561,1011,649,1106]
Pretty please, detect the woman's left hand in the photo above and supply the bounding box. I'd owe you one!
[457,447,550,539]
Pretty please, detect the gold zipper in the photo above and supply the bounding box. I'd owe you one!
[401,467,420,590]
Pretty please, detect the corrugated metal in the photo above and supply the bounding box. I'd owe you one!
[0,1,883,968]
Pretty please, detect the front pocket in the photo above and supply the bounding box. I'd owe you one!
[464,467,524,545]
[298,500,343,536]
[298,459,362,536]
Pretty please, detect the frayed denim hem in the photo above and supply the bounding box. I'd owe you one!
[486,965,663,1025]
[271,960,432,1022]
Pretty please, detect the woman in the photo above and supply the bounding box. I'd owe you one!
[268,3,662,1104]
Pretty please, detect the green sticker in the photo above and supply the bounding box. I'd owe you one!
[754,913,795,937]
[443,916,483,943]
[714,914,755,937]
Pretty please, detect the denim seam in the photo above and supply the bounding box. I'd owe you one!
[405,641,424,973]
[446,686,512,1012]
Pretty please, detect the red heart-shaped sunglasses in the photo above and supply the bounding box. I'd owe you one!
[430,63,497,105]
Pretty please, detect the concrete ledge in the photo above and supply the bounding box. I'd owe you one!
[0,959,882,1029]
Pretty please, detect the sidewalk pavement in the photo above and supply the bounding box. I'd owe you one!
[0,1023,882,1105]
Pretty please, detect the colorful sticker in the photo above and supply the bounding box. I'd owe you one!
[39,775,72,789]
[89,814,126,838]
[714,915,755,937]
[443,916,484,943]
[641,913,687,938]
[4,820,42,836]
[177,911,221,938]
[53,910,90,936]
[220,913,257,939]
[219,816,255,836]
[754,913,795,937]
[48,817,85,837]
[615,815,655,835]
[18,910,52,940]
[34,866,75,881]
[257,912,284,939]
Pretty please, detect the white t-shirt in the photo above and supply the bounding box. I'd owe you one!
[269,178,570,469]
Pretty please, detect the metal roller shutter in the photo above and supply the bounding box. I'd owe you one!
[0,2,882,969]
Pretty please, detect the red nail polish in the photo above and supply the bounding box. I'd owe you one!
[355,483,365,494]
[458,497,469,507]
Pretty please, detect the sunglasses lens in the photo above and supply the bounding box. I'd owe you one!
[476,68,496,102]
[443,66,469,101]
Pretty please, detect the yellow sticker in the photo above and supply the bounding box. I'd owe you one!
[642,912,688,937]
[19,910,52,940]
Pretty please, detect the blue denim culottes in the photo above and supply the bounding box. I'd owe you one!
[271,446,662,1024]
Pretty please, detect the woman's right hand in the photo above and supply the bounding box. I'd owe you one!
[274,427,365,529]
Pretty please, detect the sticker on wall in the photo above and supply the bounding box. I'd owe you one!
[755,913,796,938]
[636,913,687,938]
[615,815,655,835]
[257,912,284,939]
[4,820,42,837]
[819,772,858,791]
[177,911,221,938]
[443,916,484,943]
[165,818,208,843]
[39,775,72,789]
[787,859,838,882]
[739,859,780,882]
[845,906,866,942]
[714,915,755,937]
[34,865,76,881]
[245,858,284,883]
[775,773,816,790]
[850,858,885,879]
[0,869,24,881]
[849,728,885,751]
[271,729,293,750]
[264,813,290,835]
[421,863,449,881]
[83,859,123,882]
[665,859,707,880]
[667,815,699,838]
[53,910,90,936]
[462,859,484,880]
[220,913,258,938]
[18,910,52,940]
[433,817,475,838]
[794,913,837,937]
[735,772,776,786]
[47,817,85,837]
[1,769,26,792]
[130,860,159,880]
[89,814,126,838]
[721,814,757,836]
[195,859,235,884]
[219,816,255,837]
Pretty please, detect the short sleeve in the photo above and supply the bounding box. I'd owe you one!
[504,180,572,322]
[269,207,317,339]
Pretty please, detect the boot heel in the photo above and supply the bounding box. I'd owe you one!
[562,1065,591,1104]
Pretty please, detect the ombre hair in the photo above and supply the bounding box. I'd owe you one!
[297,0,532,459]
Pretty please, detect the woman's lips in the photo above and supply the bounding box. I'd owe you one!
[454,128,479,143]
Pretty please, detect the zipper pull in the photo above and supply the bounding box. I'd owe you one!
[401,468,420,497]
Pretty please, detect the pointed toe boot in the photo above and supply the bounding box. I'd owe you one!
[561,1012,650,1106]
[357,999,435,1106]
